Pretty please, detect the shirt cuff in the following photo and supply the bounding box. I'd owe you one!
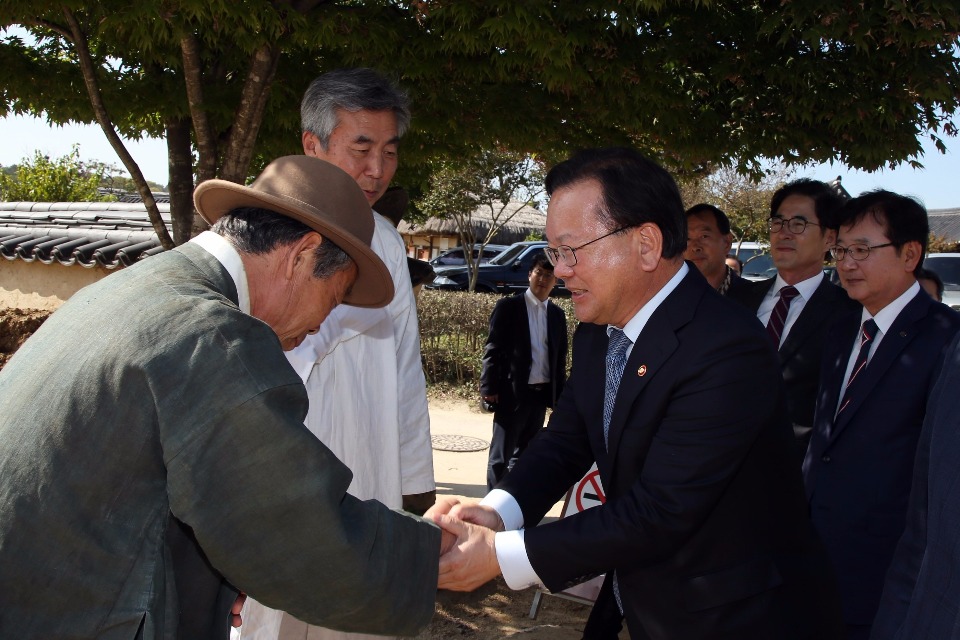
[481,489,524,530]
[494,529,544,590]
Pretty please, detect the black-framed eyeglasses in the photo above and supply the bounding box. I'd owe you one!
[543,226,630,267]
[829,242,895,262]
[768,216,820,234]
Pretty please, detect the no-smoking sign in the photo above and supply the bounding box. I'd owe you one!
[575,469,606,511]
[561,463,606,518]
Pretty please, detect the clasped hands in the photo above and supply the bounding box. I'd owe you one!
[428,496,504,591]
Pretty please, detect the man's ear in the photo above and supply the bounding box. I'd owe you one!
[284,231,324,280]
[302,132,321,157]
[822,228,837,248]
[901,240,923,273]
[636,223,664,272]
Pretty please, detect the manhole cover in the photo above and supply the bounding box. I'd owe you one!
[431,434,489,452]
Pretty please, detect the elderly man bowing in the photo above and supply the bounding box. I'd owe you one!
[0,156,445,639]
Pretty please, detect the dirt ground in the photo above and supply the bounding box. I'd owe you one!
[422,396,599,639]
[0,308,50,369]
[416,578,591,639]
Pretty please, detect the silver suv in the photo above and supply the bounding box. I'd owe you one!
[923,253,960,310]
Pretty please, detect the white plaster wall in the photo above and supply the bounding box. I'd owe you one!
[0,260,109,311]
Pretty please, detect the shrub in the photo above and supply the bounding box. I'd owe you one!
[416,290,577,393]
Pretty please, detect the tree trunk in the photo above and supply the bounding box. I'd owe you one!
[165,117,198,244]
[180,34,218,184]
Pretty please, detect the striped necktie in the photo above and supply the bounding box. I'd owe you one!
[766,285,799,347]
[837,319,879,415]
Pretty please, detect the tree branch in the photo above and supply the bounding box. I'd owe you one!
[22,18,72,41]
[219,43,282,183]
[61,8,174,249]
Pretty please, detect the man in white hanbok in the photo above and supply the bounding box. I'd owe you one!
[240,68,435,640]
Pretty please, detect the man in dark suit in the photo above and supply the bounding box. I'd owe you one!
[728,179,858,456]
[871,332,960,639]
[803,190,960,640]
[481,253,568,490]
[429,147,845,639]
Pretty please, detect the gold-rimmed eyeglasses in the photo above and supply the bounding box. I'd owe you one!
[543,226,630,267]
[829,242,895,262]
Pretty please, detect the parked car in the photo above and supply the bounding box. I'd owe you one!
[730,242,776,281]
[428,244,509,267]
[922,253,960,310]
[426,240,567,296]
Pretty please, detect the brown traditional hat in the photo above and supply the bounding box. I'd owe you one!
[193,156,393,308]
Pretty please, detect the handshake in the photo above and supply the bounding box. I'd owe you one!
[425,497,507,591]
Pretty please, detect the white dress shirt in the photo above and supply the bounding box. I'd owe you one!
[524,289,550,385]
[835,281,920,415]
[756,272,824,348]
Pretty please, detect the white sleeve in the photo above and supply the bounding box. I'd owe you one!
[373,214,435,495]
[481,490,545,589]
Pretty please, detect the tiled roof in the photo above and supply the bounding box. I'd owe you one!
[928,208,960,243]
[0,201,170,269]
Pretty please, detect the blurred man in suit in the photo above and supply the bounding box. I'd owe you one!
[917,266,944,302]
[871,331,960,639]
[803,190,960,640]
[481,253,568,490]
[728,178,857,455]
[429,147,844,639]
[683,203,741,294]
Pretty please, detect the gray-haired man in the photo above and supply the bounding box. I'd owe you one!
[240,69,435,640]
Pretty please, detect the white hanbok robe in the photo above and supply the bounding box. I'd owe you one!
[240,212,435,640]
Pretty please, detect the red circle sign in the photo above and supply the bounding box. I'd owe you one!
[575,469,606,512]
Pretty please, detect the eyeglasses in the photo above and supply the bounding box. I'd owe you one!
[543,226,630,267]
[768,216,820,234]
[829,242,895,262]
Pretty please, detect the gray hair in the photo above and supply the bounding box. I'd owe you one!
[301,68,411,149]
[212,207,353,279]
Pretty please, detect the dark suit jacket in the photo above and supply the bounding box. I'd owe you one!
[871,331,960,639]
[499,267,844,640]
[728,275,858,455]
[803,289,960,626]
[480,292,567,409]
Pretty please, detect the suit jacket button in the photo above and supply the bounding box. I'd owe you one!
[822,454,831,463]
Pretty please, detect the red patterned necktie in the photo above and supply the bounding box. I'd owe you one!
[766,285,800,346]
[837,319,879,415]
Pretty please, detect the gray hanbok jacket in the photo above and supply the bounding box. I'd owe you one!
[0,242,439,639]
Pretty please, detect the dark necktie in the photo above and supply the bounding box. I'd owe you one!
[766,285,800,346]
[603,328,632,450]
[837,319,879,415]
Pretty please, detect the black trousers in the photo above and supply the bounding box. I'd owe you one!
[486,385,550,491]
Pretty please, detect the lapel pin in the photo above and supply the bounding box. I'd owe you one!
[637,365,647,377]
